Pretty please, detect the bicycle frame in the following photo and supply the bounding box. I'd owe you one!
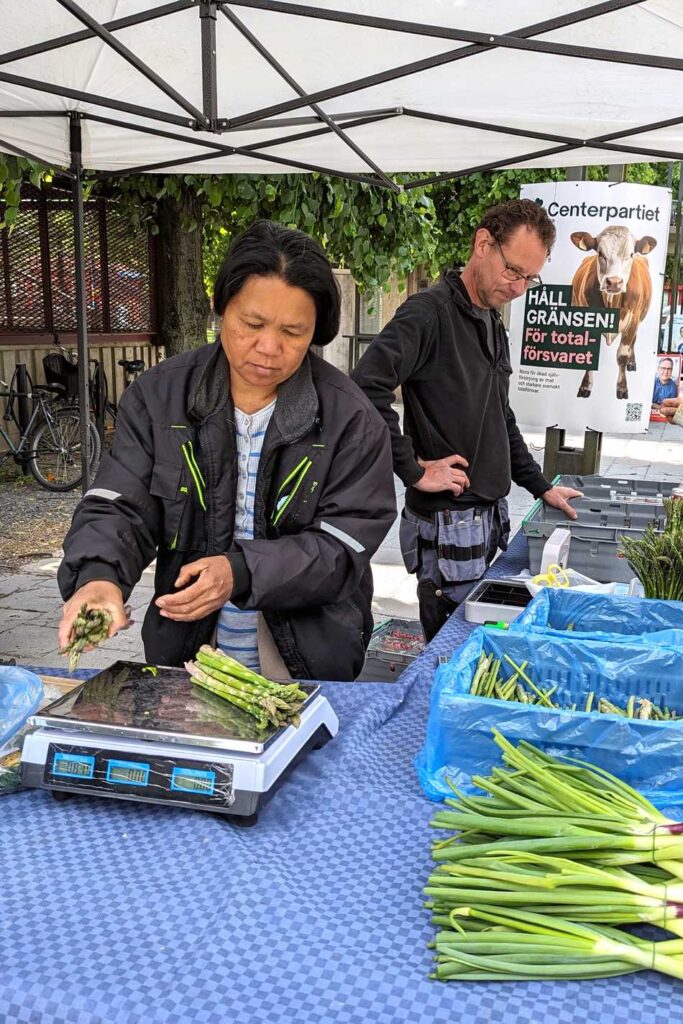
[0,385,63,463]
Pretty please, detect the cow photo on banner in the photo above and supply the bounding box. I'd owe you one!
[508,181,671,434]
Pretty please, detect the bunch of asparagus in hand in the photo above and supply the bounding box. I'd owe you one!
[185,646,308,730]
[59,603,113,671]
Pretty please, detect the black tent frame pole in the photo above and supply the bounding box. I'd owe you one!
[0,1,194,66]
[69,112,91,494]
[224,0,642,42]
[200,1,219,123]
[56,0,210,127]
[87,111,399,179]
[220,5,399,191]
[667,164,683,354]
[78,111,392,187]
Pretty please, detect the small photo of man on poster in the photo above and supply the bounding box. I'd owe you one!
[651,354,682,420]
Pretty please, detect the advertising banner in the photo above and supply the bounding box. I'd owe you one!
[508,181,672,433]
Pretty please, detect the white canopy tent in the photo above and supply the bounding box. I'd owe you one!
[0,1,682,184]
[1,0,682,485]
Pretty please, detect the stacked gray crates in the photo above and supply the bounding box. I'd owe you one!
[523,474,678,583]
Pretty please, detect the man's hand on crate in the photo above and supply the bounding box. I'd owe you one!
[541,485,583,521]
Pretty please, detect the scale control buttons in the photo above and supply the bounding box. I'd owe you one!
[52,753,95,779]
[170,766,216,796]
[106,759,150,787]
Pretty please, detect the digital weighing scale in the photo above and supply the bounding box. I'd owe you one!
[21,661,339,825]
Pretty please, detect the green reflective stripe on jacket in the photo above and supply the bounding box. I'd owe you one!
[185,439,206,489]
[274,455,310,500]
[181,441,207,511]
[272,457,313,526]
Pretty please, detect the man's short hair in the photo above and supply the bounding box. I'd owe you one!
[660,358,674,369]
[474,198,556,255]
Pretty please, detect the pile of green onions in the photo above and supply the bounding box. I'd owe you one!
[426,731,683,982]
[470,653,677,719]
[185,646,308,730]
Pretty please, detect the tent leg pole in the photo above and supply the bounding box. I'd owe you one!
[666,161,683,354]
[70,112,92,494]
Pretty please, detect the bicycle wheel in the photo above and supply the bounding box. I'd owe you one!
[28,409,101,491]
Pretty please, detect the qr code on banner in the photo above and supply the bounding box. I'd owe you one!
[625,402,643,423]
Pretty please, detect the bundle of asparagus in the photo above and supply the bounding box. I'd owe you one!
[59,603,112,671]
[185,646,308,730]
[470,652,678,719]
[620,496,683,600]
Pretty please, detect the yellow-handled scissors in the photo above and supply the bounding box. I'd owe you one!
[531,563,570,588]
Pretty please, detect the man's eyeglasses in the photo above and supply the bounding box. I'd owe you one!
[492,237,543,288]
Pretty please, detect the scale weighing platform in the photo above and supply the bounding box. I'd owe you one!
[21,661,339,826]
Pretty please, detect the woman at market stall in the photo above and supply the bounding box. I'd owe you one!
[57,221,396,681]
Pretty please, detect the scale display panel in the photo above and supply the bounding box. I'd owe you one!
[34,662,318,752]
[44,742,234,806]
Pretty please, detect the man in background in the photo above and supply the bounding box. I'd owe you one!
[352,198,581,640]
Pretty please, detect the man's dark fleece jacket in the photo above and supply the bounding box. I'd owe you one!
[351,270,551,516]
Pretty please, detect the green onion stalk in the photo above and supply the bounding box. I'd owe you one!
[468,652,677,718]
[426,849,683,936]
[430,906,683,982]
[425,733,683,982]
[431,731,683,867]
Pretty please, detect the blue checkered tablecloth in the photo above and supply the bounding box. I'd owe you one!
[2,534,681,1023]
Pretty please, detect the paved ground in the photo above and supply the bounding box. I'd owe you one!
[1,418,682,671]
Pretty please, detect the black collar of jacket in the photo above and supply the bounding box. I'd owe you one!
[187,338,320,439]
[442,269,504,324]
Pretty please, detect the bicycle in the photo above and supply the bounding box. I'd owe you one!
[0,366,101,491]
[44,341,145,449]
[92,354,145,449]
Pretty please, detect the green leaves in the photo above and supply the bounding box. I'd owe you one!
[2,155,675,294]
[0,155,52,229]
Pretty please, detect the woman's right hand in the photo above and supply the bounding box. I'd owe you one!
[58,581,130,653]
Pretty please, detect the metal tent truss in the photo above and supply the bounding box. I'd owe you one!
[0,0,682,486]
[0,0,681,187]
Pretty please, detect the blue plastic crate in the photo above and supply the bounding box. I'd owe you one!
[514,588,683,640]
[415,627,683,810]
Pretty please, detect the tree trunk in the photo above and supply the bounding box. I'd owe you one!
[155,185,209,356]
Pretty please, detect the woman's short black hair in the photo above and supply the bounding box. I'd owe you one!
[213,220,341,347]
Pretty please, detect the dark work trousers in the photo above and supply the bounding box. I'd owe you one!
[399,501,510,642]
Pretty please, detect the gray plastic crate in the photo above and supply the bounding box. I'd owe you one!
[541,498,667,530]
[357,617,425,682]
[523,474,676,583]
[556,474,678,503]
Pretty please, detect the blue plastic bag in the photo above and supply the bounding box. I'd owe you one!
[514,588,683,637]
[414,627,683,810]
[0,666,43,749]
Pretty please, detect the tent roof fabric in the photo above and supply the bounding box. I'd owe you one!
[0,0,682,186]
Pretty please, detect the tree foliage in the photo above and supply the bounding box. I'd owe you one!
[110,170,439,294]
[1,153,681,291]
[428,167,567,269]
[0,155,51,228]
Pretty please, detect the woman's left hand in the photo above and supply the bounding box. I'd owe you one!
[155,555,234,621]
